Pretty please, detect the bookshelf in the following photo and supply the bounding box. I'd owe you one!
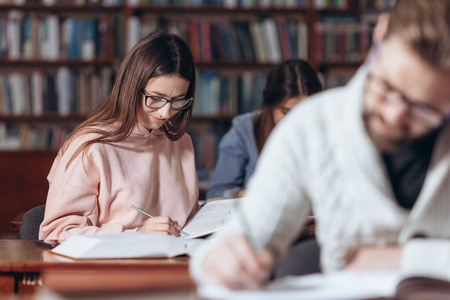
[0,0,392,234]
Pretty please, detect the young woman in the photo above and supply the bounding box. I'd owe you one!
[39,31,199,240]
[206,59,323,200]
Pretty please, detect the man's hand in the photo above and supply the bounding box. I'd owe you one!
[202,235,273,289]
[138,216,182,237]
[345,246,403,271]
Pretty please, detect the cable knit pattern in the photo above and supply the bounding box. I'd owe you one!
[40,123,199,240]
[190,66,450,282]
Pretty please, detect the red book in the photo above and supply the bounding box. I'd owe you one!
[200,21,211,63]
[189,21,200,63]
[279,22,292,59]
[314,22,324,63]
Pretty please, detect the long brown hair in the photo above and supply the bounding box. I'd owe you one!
[61,31,196,168]
[254,59,323,153]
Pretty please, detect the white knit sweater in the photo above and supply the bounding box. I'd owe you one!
[190,66,450,282]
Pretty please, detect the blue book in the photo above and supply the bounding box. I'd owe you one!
[0,20,3,58]
[68,18,84,59]
[201,70,214,115]
[44,73,57,112]
[83,18,96,41]
[68,19,77,58]
[83,18,97,58]
[2,74,12,114]
[219,75,231,115]
[21,17,31,58]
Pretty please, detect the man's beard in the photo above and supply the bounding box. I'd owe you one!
[362,111,413,153]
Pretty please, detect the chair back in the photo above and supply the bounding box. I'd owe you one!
[274,238,321,278]
[19,205,46,240]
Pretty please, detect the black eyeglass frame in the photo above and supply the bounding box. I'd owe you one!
[366,40,450,125]
[366,72,447,125]
[141,88,193,111]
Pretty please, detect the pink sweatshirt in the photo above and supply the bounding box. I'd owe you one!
[39,123,199,240]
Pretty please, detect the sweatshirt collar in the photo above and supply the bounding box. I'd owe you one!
[131,122,163,137]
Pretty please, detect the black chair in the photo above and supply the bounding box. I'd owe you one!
[19,205,46,240]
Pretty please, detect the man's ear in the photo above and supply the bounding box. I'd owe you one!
[373,13,390,43]
[367,40,383,72]
[365,13,389,69]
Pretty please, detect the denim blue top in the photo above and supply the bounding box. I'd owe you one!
[206,111,261,199]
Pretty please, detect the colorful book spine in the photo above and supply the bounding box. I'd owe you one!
[0,67,114,116]
[130,18,308,63]
[315,15,372,63]
[194,69,268,117]
[0,14,123,59]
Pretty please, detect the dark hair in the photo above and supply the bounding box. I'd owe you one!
[255,59,323,152]
[62,31,196,167]
[386,0,450,71]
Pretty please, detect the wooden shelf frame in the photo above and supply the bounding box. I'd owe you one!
[0,58,119,68]
[0,113,87,123]
[0,3,125,12]
[128,5,308,15]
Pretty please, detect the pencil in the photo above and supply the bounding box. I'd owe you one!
[131,205,190,237]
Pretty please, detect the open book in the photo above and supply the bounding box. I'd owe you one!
[49,198,240,259]
[182,198,240,239]
[50,232,204,259]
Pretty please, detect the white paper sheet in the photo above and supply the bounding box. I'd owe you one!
[198,270,401,300]
[182,198,240,239]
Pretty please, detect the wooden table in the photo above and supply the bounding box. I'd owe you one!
[0,240,402,300]
[0,240,195,297]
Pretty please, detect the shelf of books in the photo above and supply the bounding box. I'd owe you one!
[313,0,394,88]
[0,0,394,194]
[0,1,124,152]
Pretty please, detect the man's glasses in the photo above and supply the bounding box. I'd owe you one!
[366,73,447,126]
[141,89,193,111]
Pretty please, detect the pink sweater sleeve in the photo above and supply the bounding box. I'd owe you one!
[39,140,137,240]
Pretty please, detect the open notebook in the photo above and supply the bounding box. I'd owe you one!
[182,198,240,239]
[50,232,204,259]
[49,198,240,259]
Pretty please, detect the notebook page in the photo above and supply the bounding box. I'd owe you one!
[183,198,241,239]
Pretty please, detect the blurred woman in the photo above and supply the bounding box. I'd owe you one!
[207,59,323,200]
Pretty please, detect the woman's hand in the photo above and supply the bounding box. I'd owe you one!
[138,216,182,237]
[202,235,273,289]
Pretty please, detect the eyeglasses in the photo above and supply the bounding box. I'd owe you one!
[366,73,447,126]
[141,89,193,111]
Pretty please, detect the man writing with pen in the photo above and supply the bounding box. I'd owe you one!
[190,0,450,289]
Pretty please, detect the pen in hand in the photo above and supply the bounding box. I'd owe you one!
[131,205,190,237]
